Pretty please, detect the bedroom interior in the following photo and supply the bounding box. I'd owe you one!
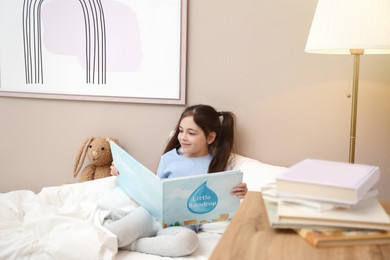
[1,0,390,259]
[1,1,389,199]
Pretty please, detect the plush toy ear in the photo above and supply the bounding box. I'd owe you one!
[73,137,94,178]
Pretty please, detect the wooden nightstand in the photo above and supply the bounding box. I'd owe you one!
[210,191,390,260]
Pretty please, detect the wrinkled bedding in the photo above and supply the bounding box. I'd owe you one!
[0,155,285,259]
[0,177,133,259]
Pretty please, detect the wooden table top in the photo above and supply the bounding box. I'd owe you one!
[210,191,390,260]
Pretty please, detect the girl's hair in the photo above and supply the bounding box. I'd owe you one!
[164,104,236,173]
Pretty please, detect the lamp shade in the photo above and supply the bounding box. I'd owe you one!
[305,0,390,54]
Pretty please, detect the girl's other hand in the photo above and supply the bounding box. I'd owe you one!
[110,164,120,176]
[231,182,248,199]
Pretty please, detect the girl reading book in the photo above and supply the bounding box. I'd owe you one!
[105,104,247,257]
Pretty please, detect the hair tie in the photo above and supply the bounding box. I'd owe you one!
[218,112,224,124]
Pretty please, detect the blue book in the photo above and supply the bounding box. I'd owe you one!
[110,141,243,228]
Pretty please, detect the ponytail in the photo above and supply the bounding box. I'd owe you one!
[208,111,235,173]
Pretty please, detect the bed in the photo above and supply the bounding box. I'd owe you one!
[0,154,286,259]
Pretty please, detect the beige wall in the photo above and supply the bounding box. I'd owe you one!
[1,0,389,199]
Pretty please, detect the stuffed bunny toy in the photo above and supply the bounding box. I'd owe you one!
[73,136,119,182]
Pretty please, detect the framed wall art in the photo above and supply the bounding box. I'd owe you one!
[0,0,187,104]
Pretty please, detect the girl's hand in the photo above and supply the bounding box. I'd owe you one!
[231,182,248,199]
[110,164,120,176]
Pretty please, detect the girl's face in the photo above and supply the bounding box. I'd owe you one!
[178,116,216,157]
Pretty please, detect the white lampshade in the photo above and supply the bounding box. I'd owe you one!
[305,0,390,54]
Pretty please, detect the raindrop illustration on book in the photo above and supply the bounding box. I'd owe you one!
[187,181,218,214]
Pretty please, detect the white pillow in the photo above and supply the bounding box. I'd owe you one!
[227,154,286,191]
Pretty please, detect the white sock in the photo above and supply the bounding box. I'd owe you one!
[126,226,199,257]
[103,207,159,247]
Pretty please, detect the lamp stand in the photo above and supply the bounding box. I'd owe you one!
[348,49,364,163]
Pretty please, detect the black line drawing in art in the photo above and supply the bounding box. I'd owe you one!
[22,0,107,85]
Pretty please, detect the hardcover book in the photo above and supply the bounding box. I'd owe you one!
[277,198,390,231]
[275,159,380,205]
[263,184,379,212]
[263,195,390,232]
[263,197,310,229]
[109,141,243,228]
[295,227,390,247]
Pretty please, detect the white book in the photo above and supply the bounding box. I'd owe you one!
[277,197,390,231]
[263,197,312,229]
[275,159,380,205]
[275,189,379,211]
[262,183,378,212]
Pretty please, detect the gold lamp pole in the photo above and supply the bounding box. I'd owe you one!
[349,49,363,163]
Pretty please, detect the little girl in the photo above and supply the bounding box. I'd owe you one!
[105,104,247,256]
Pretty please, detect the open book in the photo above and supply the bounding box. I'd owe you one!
[109,141,243,228]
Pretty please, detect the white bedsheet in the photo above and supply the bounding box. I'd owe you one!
[0,155,286,260]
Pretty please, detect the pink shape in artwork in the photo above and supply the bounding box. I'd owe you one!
[41,0,142,72]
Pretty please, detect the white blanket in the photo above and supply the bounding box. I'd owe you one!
[0,177,136,259]
[0,155,285,260]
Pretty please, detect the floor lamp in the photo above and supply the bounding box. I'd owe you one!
[304,0,390,163]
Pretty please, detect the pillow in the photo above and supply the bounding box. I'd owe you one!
[227,154,286,191]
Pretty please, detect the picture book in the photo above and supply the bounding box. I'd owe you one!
[295,227,390,247]
[277,197,390,231]
[109,141,243,228]
[275,159,380,205]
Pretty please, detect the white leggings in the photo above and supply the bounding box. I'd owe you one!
[103,207,199,257]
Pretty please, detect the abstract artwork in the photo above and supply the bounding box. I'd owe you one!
[0,0,187,104]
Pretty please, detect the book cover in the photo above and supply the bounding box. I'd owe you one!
[275,159,380,205]
[295,227,390,247]
[110,141,243,228]
[277,198,390,231]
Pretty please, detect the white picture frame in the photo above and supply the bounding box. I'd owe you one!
[0,0,187,104]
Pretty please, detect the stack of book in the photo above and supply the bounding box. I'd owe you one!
[262,159,390,247]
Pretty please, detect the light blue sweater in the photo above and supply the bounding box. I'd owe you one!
[156,148,212,179]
